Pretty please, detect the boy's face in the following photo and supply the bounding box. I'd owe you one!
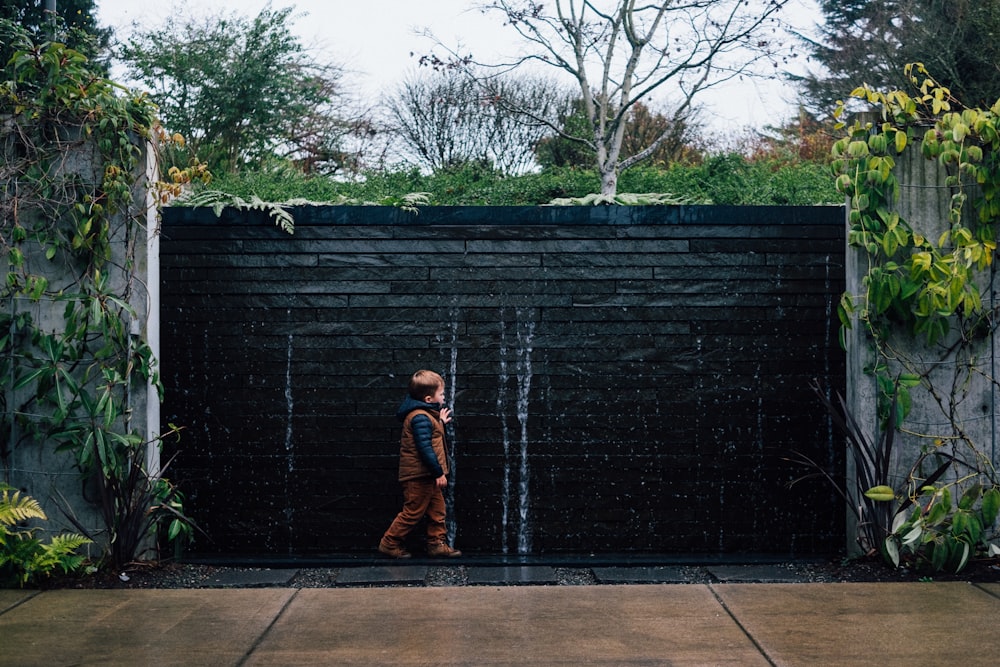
[426,384,446,405]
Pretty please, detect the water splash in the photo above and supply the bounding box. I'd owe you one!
[445,316,460,546]
[284,328,295,551]
[496,315,511,554]
[284,333,295,467]
[515,311,535,554]
[823,254,836,470]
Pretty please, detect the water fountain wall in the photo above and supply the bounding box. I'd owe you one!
[160,205,845,557]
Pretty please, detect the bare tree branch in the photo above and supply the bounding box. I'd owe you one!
[427,0,791,194]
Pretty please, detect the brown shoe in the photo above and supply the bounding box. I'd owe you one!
[378,540,412,559]
[427,542,462,558]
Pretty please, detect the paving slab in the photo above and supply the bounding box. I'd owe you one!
[244,585,770,666]
[4,582,997,666]
[708,564,811,583]
[593,566,693,583]
[0,588,296,667]
[204,568,299,588]
[714,582,1000,667]
[467,565,557,585]
[336,565,428,585]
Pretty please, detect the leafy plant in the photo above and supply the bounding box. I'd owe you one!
[798,380,998,572]
[822,64,1000,572]
[1,21,200,569]
[176,190,432,234]
[832,63,999,348]
[190,159,839,208]
[0,484,92,587]
[76,439,196,567]
[792,379,906,556]
[880,481,1000,572]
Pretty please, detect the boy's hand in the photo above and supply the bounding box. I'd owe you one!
[440,407,453,423]
[435,475,448,488]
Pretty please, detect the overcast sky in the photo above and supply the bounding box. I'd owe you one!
[94,0,823,134]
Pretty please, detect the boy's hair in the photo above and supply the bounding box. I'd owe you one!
[409,369,444,400]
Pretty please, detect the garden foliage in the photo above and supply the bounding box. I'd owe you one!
[196,159,839,208]
[1,21,199,569]
[0,484,91,587]
[830,64,1000,572]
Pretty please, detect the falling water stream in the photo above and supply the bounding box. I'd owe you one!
[445,316,460,547]
[515,312,535,554]
[495,309,535,554]
[496,317,512,554]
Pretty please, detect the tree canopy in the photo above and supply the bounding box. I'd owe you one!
[536,100,699,169]
[0,0,111,70]
[384,67,570,175]
[801,0,1000,115]
[64,0,845,196]
[118,5,363,174]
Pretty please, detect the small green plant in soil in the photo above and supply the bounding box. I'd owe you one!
[0,484,92,587]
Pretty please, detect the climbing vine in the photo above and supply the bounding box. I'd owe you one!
[830,63,1000,571]
[0,22,206,568]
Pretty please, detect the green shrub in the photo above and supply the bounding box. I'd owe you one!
[186,156,838,208]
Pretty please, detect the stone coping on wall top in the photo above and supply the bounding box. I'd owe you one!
[163,204,846,228]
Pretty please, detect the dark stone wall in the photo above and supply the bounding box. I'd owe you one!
[159,205,846,558]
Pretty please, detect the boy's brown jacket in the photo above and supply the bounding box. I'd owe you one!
[397,404,449,482]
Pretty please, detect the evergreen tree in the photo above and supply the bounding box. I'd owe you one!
[0,0,111,69]
[802,0,1000,114]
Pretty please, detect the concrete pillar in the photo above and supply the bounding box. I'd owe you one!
[845,141,998,552]
[2,132,158,554]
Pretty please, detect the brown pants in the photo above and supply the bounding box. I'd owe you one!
[381,478,447,546]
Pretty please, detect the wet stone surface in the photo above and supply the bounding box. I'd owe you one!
[36,556,1000,589]
[593,566,697,584]
[203,568,299,588]
[159,206,848,557]
[335,566,428,586]
[706,565,815,583]
[467,566,558,585]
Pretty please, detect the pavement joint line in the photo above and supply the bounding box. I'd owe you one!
[707,584,778,667]
[973,582,1000,601]
[0,590,40,617]
[235,588,299,667]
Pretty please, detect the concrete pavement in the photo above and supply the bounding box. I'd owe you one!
[2,581,999,666]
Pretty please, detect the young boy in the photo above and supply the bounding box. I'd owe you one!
[378,370,462,558]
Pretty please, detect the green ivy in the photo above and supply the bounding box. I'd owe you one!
[1,21,198,568]
[834,64,999,353]
[832,63,1000,571]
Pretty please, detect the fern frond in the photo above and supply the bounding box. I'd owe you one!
[390,192,430,213]
[0,487,47,526]
[173,188,432,233]
[43,533,92,556]
[545,192,698,206]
